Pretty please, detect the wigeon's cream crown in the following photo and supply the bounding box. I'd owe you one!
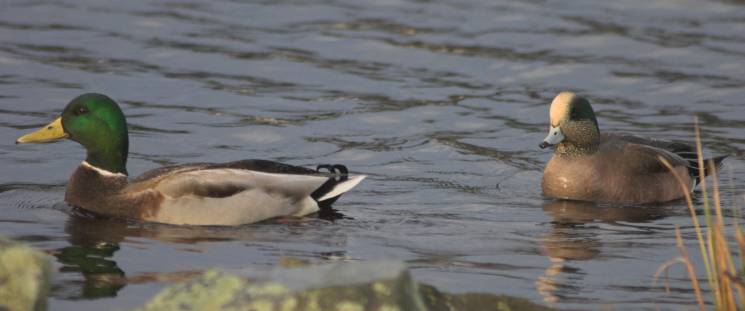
[549,91,577,126]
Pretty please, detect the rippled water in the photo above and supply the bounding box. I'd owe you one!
[1,0,745,310]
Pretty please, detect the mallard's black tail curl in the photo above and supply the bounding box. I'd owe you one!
[311,164,364,208]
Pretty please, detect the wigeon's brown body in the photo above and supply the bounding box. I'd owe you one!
[540,92,725,204]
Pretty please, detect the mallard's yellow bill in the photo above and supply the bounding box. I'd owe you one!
[16,117,69,144]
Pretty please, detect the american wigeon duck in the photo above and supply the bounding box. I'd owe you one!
[539,91,725,204]
[16,93,366,226]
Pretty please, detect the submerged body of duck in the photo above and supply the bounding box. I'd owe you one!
[16,93,365,226]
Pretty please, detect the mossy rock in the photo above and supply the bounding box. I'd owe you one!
[138,261,555,311]
[0,236,52,311]
[138,261,425,311]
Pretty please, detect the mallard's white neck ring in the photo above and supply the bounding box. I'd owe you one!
[81,161,127,178]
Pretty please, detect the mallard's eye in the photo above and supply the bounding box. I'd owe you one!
[75,106,89,115]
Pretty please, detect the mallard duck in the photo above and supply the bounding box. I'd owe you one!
[16,93,366,226]
[539,91,725,204]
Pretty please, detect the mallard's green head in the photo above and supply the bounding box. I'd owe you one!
[16,93,129,175]
[539,92,600,153]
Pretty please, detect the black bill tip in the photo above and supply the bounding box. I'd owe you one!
[539,141,551,149]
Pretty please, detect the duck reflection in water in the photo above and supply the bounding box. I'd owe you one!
[53,210,240,299]
[535,200,680,304]
[52,208,349,299]
[53,212,129,299]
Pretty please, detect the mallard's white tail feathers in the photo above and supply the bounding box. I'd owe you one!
[317,175,366,202]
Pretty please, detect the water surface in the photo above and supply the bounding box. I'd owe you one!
[1,0,745,310]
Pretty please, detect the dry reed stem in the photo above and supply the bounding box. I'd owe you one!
[678,226,707,311]
[736,217,745,309]
[693,118,710,212]
[715,225,736,309]
[658,156,715,290]
[655,118,745,310]
[724,272,745,293]
[736,229,745,271]
[655,120,745,310]
[739,196,745,252]
[710,160,725,228]
[694,120,724,303]
[712,163,743,309]
[653,257,685,293]
[652,227,705,311]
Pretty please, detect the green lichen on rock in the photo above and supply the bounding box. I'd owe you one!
[137,260,556,311]
[137,270,247,311]
[0,236,52,311]
[138,261,425,311]
[284,270,425,311]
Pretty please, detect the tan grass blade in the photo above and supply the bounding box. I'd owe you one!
[680,225,706,311]
[658,156,715,292]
